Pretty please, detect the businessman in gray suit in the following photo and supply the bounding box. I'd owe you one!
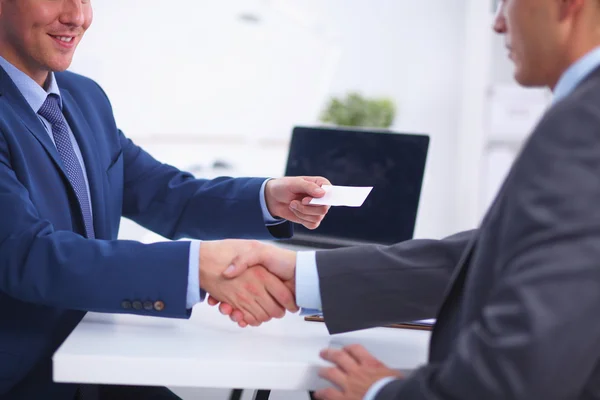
[200,0,600,399]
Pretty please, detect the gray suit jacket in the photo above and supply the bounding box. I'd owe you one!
[316,67,600,399]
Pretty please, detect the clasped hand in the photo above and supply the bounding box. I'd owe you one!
[199,240,297,326]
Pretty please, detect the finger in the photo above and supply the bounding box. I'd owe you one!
[230,295,260,326]
[288,208,321,229]
[230,310,254,328]
[218,302,233,315]
[289,206,322,224]
[256,295,285,319]
[301,196,331,211]
[262,272,298,312]
[239,310,259,326]
[230,309,244,322]
[234,279,272,325]
[318,367,347,389]
[252,280,286,319]
[207,295,219,306]
[303,176,332,189]
[293,178,326,197]
[291,201,329,217]
[232,290,269,326]
[313,387,344,400]
[320,348,358,373]
[248,297,272,325]
[343,344,377,365]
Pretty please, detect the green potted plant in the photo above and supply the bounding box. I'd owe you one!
[320,92,396,128]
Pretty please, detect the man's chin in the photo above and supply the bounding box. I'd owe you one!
[46,57,74,73]
[514,69,546,88]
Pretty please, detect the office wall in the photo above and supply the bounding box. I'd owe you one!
[69,0,339,140]
[298,1,468,238]
[70,0,468,239]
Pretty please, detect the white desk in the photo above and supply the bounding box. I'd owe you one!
[53,304,430,391]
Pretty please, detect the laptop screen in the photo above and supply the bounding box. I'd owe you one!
[284,126,429,246]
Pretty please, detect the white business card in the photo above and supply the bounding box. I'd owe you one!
[309,185,373,207]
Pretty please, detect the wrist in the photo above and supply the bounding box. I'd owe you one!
[198,242,216,292]
[276,248,297,281]
[264,179,279,218]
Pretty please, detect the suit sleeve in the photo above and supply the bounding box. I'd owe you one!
[316,229,474,333]
[115,129,291,240]
[91,81,292,241]
[374,102,600,399]
[0,131,191,318]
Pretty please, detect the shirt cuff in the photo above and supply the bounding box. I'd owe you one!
[295,251,322,311]
[186,240,204,309]
[363,377,398,400]
[260,178,285,226]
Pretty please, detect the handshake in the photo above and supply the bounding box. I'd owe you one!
[197,239,404,400]
[198,240,300,327]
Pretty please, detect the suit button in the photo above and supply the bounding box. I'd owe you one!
[143,301,153,311]
[121,300,132,309]
[153,300,165,311]
[132,301,143,310]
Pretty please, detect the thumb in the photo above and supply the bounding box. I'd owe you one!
[222,251,263,279]
[298,179,326,198]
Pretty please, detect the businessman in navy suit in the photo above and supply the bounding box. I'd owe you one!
[0,0,331,399]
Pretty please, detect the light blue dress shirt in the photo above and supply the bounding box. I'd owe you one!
[294,47,600,399]
[553,45,600,103]
[0,56,281,309]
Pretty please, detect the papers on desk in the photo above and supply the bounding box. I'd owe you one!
[412,319,435,326]
[301,308,436,328]
[309,185,373,207]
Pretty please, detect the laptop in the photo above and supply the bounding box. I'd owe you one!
[281,126,429,249]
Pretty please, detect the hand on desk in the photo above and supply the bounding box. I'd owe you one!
[314,345,402,400]
[199,240,298,326]
[206,241,298,327]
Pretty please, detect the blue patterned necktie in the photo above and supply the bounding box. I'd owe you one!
[38,94,95,239]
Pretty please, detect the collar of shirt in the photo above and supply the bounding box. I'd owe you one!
[0,55,62,113]
[553,46,600,103]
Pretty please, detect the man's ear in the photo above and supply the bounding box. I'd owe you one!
[557,0,585,21]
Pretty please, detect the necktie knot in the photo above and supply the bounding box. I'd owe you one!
[38,94,63,126]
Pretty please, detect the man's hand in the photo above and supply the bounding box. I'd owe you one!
[200,240,298,326]
[206,241,298,327]
[265,176,331,229]
[315,345,402,400]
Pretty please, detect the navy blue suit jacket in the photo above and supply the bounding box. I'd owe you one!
[0,68,292,399]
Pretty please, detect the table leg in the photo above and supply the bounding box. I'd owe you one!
[252,389,271,400]
[242,389,315,400]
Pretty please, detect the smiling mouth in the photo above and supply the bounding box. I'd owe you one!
[49,35,75,43]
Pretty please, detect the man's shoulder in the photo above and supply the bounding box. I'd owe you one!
[535,70,600,138]
[560,66,600,110]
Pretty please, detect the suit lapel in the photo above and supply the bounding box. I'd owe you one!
[60,89,107,239]
[0,67,68,178]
